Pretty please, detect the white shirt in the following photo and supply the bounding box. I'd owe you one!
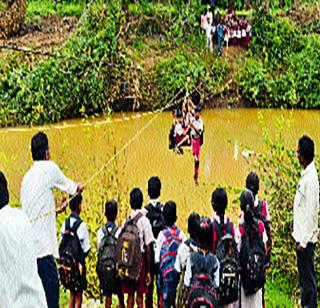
[254,195,271,222]
[0,205,47,308]
[293,161,319,248]
[60,216,91,254]
[155,226,187,263]
[174,122,184,137]
[174,240,197,273]
[21,160,78,258]
[191,118,204,138]
[121,209,154,253]
[184,253,220,288]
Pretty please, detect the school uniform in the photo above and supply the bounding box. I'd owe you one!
[174,122,185,145]
[293,161,319,308]
[97,222,122,296]
[121,209,154,295]
[60,213,91,291]
[174,238,197,274]
[191,117,203,160]
[0,205,47,308]
[235,212,268,308]
[21,160,78,308]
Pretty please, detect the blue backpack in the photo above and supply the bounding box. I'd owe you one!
[158,226,182,302]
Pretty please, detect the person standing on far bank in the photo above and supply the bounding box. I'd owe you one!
[21,132,84,308]
[293,135,319,308]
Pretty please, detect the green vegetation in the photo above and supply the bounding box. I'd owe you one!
[0,0,319,119]
[256,113,320,296]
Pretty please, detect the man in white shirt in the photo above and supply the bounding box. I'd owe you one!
[293,135,319,308]
[0,171,47,308]
[21,132,84,308]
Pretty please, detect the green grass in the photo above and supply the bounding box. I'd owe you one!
[26,0,86,22]
[265,277,296,307]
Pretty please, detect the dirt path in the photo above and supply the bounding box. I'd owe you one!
[0,14,76,54]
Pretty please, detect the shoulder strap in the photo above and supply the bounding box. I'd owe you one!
[133,212,143,224]
[71,218,82,233]
[65,217,71,231]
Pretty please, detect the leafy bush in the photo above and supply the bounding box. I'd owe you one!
[256,114,320,293]
[153,49,230,103]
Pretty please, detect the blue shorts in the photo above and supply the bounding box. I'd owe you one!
[37,255,59,308]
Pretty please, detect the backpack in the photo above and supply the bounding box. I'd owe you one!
[158,226,182,302]
[200,126,204,146]
[186,252,219,308]
[169,124,175,150]
[254,200,272,264]
[239,221,268,296]
[96,224,118,296]
[176,240,197,307]
[145,202,164,239]
[116,213,143,281]
[58,217,84,291]
[212,220,239,305]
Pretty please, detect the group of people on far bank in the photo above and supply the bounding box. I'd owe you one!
[0,132,318,308]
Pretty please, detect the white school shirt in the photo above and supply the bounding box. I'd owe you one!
[21,160,78,258]
[191,118,204,139]
[60,216,91,254]
[174,240,197,273]
[0,205,47,308]
[293,161,319,248]
[174,122,184,137]
[184,253,220,288]
[121,209,154,253]
[155,226,187,263]
[254,195,271,222]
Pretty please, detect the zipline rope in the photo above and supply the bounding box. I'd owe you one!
[29,87,185,223]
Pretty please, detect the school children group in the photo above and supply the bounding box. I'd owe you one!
[59,172,272,308]
[201,6,252,56]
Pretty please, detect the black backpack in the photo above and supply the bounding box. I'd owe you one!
[212,220,240,306]
[58,217,84,291]
[254,200,272,264]
[169,124,175,150]
[96,224,118,297]
[186,252,219,308]
[239,221,268,296]
[145,202,164,239]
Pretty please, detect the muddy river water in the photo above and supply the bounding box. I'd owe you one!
[1,109,319,224]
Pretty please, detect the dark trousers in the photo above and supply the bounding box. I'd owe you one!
[297,243,317,308]
[37,255,59,308]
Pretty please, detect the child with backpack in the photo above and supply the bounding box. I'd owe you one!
[246,172,272,307]
[185,217,220,308]
[97,200,124,308]
[145,176,164,307]
[59,194,91,308]
[235,189,268,308]
[116,188,154,308]
[155,201,187,307]
[211,188,239,307]
[175,212,200,307]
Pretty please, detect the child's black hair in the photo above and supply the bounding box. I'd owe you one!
[130,188,143,210]
[148,176,162,200]
[211,187,228,230]
[188,212,200,240]
[240,189,255,225]
[298,135,314,165]
[69,194,82,212]
[163,201,177,227]
[197,217,212,250]
[246,172,260,197]
[105,199,118,222]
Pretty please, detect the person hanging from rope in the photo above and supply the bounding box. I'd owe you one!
[174,109,191,155]
[190,106,204,185]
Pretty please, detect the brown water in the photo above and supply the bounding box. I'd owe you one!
[0,109,319,224]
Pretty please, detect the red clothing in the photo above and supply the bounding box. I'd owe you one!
[192,137,201,160]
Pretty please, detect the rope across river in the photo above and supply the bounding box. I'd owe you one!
[29,88,186,223]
